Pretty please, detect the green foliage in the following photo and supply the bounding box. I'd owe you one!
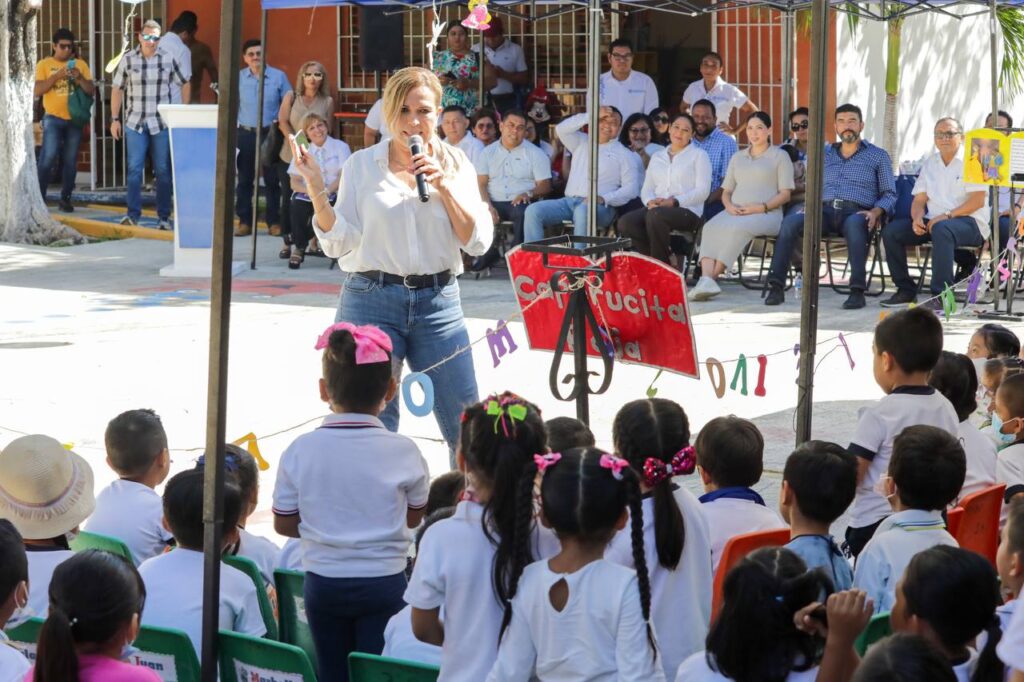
[998,7,1024,97]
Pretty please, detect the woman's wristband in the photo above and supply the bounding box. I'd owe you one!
[763,203,769,213]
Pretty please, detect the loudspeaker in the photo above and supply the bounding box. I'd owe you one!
[359,7,405,73]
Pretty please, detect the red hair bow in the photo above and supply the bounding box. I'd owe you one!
[642,446,696,487]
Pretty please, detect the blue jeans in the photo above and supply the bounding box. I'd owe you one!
[235,127,282,226]
[883,216,985,295]
[37,114,83,201]
[492,200,529,246]
[305,571,406,682]
[125,128,172,220]
[702,199,725,222]
[337,273,479,462]
[768,206,871,290]
[523,196,616,242]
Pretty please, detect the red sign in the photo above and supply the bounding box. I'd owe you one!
[507,248,700,378]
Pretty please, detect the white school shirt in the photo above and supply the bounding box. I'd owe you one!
[557,113,642,207]
[454,134,485,170]
[977,599,1016,663]
[641,144,713,216]
[952,649,980,682]
[235,527,281,585]
[404,500,560,682]
[0,632,30,682]
[479,139,552,202]
[382,604,442,667]
[85,479,172,564]
[157,32,193,104]
[997,597,1024,670]
[606,486,713,680]
[486,559,667,682]
[957,419,997,500]
[25,547,74,618]
[288,136,351,194]
[599,70,660,121]
[675,652,819,682]
[138,547,266,655]
[913,149,990,238]
[997,442,1024,525]
[847,386,960,528]
[472,39,527,95]
[852,509,958,614]
[681,78,748,126]
[312,140,493,275]
[272,413,430,578]
[701,497,787,572]
[277,537,302,571]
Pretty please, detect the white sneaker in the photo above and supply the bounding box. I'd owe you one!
[690,276,722,301]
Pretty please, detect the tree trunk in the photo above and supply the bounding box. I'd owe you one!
[881,18,902,168]
[0,0,82,245]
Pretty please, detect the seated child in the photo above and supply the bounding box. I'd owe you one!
[545,416,596,452]
[846,307,959,558]
[891,545,1004,682]
[997,595,1024,678]
[854,425,964,613]
[779,440,857,590]
[488,449,665,681]
[0,520,31,682]
[27,550,159,682]
[978,358,1024,430]
[968,323,1021,360]
[426,470,466,514]
[694,416,786,571]
[986,497,1024,660]
[0,435,94,619]
[273,323,429,682]
[382,507,455,666]
[929,352,997,500]
[851,633,957,682]
[86,409,173,564]
[993,373,1024,510]
[138,469,265,654]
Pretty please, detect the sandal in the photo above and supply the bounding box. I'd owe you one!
[288,248,304,270]
[279,245,291,259]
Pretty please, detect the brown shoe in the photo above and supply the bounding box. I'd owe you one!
[234,222,252,237]
[268,223,282,237]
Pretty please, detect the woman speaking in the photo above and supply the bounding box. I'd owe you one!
[290,67,493,460]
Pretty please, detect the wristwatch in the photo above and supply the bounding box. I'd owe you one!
[111,117,121,122]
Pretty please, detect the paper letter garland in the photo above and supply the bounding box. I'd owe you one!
[706,358,727,398]
[730,354,748,396]
[402,372,435,417]
[485,320,518,368]
[754,354,768,397]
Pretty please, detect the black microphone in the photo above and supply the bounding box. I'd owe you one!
[409,134,430,203]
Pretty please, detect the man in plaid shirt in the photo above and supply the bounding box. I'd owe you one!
[110,19,189,229]
[691,98,738,222]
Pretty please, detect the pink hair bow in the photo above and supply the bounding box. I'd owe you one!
[600,454,629,481]
[314,322,393,364]
[533,452,561,472]
[642,445,696,487]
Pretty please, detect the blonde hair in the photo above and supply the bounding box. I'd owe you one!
[382,67,459,172]
[293,60,331,99]
[300,112,329,134]
[142,19,162,33]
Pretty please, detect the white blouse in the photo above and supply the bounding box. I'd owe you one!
[313,139,493,275]
[641,144,712,216]
[288,136,351,193]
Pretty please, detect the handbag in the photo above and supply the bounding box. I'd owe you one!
[68,82,93,128]
[260,124,284,167]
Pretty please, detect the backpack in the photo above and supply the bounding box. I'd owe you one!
[68,81,93,127]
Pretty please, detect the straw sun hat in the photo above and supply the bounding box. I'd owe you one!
[0,435,95,540]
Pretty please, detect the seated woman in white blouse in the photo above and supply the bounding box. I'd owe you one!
[290,67,493,462]
[286,112,351,269]
[617,113,710,265]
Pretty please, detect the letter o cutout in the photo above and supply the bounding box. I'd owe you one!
[402,372,435,417]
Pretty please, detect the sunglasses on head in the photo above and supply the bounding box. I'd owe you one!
[141,34,160,42]
[790,121,809,131]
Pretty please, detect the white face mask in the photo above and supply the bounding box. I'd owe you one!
[6,593,33,630]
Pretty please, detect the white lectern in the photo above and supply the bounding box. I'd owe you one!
[158,104,246,278]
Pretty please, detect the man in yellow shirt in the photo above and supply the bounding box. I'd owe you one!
[35,28,94,213]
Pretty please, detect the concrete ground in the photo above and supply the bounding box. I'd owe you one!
[0,226,1009,542]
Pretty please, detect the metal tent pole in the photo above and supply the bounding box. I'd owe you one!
[795,0,829,445]
[250,10,268,270]
[781,8,794,116]
[587,0,601,238]
[990,0,1002,311]
[201,0,243,678]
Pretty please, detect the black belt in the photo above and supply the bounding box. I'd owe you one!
[356,270,453,289]
[238,124,270,133]
[825,199,871,211]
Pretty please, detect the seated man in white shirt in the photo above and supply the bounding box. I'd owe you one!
[472,109,552,270]
[472,18,528,114]
[440,105,484,170]
[882,117,988,309]
[139,469,266,655]
[363,98,386,148]
[523,106,641,242]
[680,51,758,136]
[599,39,659,120]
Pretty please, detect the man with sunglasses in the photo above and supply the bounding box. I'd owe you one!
[766,103,896,310]
[111,20,189,230]
[599,38,659,120]
[159,13,195,104]
[35,28,94,213]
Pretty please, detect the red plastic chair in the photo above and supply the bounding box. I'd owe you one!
[946,507,964,538]
[712,528,791,615]
[952,484,1006,566]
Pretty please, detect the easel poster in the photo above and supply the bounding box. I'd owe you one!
[964,128,1024,187]
[506,248,700,378]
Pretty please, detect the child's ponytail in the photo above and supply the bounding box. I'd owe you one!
[622,465,656,657]
[35,607,78,682]
[972,614,1004,682]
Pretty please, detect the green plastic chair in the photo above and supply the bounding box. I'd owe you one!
[70,530,134,563]
[275,568,317,670]
[854,611,892,656]
[132,624,201,682]
[349,652,440,681]
[217,630,317,681]
[4,617,45,663]
[224,554,279,640]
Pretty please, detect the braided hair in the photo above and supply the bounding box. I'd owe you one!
[501,447,657,659]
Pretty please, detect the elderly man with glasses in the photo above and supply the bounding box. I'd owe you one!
[599,38,659,120]
[881,117,989,309]
[34,28,95,213]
